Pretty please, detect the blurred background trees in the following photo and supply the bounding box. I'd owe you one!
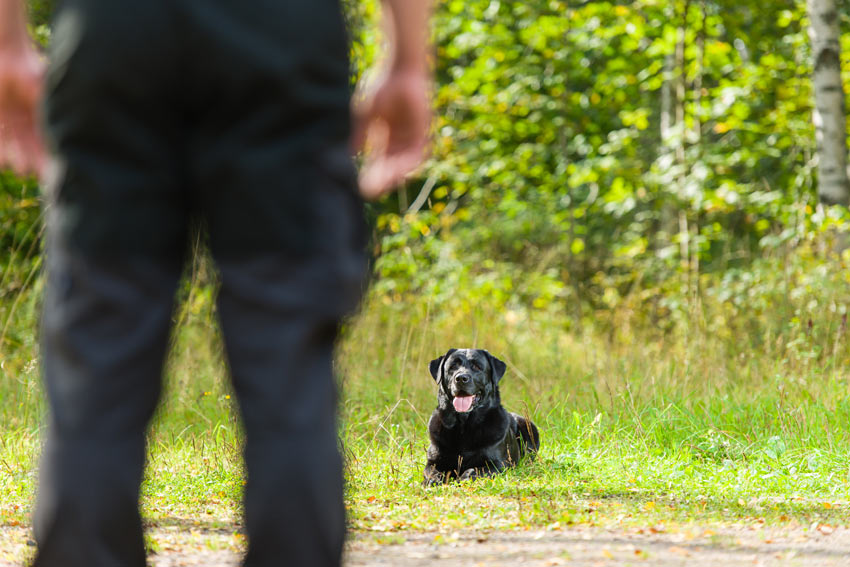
[2,0,850,361]
[345,0,850,352]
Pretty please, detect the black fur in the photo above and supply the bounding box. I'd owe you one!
[424,348,540,485]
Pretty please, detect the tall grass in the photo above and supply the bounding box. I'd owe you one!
[1,243,849,540]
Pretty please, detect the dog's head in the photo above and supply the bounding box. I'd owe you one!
[429,348,507,414]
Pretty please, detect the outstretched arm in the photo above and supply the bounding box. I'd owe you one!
[351,0,433,201]
[0,0,46,177]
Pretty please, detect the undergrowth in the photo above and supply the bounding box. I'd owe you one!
[1,242,849,551]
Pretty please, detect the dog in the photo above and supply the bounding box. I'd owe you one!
[424,348,540,485]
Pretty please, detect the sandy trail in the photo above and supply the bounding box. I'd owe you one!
[1,524,848,566]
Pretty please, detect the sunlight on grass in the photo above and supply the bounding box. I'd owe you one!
[2,287,849,540]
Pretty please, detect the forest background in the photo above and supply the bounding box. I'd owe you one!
[2,0,850,556]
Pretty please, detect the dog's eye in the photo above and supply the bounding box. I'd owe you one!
[471,361,482,371]
[448,360,459,370]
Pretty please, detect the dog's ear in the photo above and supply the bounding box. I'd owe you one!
[429,348,457,383]
[428,358,442,382]
[485,351,507,383]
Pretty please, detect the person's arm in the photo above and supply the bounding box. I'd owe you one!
[0,0,31,46]
[383,0,430,75]
[351,0,433,201]
[0,0,46,177]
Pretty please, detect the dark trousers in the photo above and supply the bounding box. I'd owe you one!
[32,1,365,565]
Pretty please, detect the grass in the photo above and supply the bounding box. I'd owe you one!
[1,269,850,563]
[338,301,850,532]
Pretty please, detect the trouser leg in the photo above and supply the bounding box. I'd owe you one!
[32,240,181,567]
[215,255,360,567]
[36,4,184,562]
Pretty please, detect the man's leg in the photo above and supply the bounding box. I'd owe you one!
[182,2,366,562]
[33,3,185,564]
[215,245,364,567]
[33,237,182,567]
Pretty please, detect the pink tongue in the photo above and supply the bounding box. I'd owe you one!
[453,395,475,412]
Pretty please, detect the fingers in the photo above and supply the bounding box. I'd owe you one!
[359,141,427,201]
[357,110,428,201]
[0,49,46,178]
[357,142,427,201]
[358,122,429,200]
[0,111,44,178]
[17,107,46,175]
[0,134,45,178]
[0,119,24,175]
[351,69,431,200]
[17,127,46,176]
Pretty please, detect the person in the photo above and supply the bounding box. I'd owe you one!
[0,0,431,566]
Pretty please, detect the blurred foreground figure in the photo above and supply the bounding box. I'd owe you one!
[0,1,430,565]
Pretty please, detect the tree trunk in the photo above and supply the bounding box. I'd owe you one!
[660,54,674,144]
[808,0,850,207]
[675,0,690,296]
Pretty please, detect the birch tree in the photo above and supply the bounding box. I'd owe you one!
[807,0,850,207]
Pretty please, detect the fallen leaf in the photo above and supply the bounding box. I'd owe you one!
[668,546,691,557]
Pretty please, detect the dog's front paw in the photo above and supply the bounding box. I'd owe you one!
[459,468,479,481]
[423,475,444,487]
[423,465,448,486]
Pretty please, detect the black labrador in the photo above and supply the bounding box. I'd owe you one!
[424,348,540,485]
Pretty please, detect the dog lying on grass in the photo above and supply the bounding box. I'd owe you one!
[424,348,540,485]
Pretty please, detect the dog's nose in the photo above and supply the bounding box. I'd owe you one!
[456,374,471,384]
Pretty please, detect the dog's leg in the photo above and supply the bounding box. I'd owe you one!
[459,468,479,481]
[459,461,506,481]
[513,415,541,457]
[423,463,448,486]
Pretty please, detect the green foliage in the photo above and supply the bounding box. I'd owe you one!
[2,0,848,351]
[26,0,53,27]
[341,0,381,85]
[0,171,42,361]
[26,0,52,44]
[350,0,850,346]
[0,172,41,277]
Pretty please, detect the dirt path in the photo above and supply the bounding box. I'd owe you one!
[2,524,849,566]
[346,526,850,566]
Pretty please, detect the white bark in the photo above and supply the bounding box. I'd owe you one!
[808,0,850,206]
[660,54,673,144]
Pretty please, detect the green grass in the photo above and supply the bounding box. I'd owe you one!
[2,285,850,550]
[338,301,850,531]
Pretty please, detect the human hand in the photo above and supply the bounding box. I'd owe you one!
[0,44,46,178]
[351,68,431,201]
